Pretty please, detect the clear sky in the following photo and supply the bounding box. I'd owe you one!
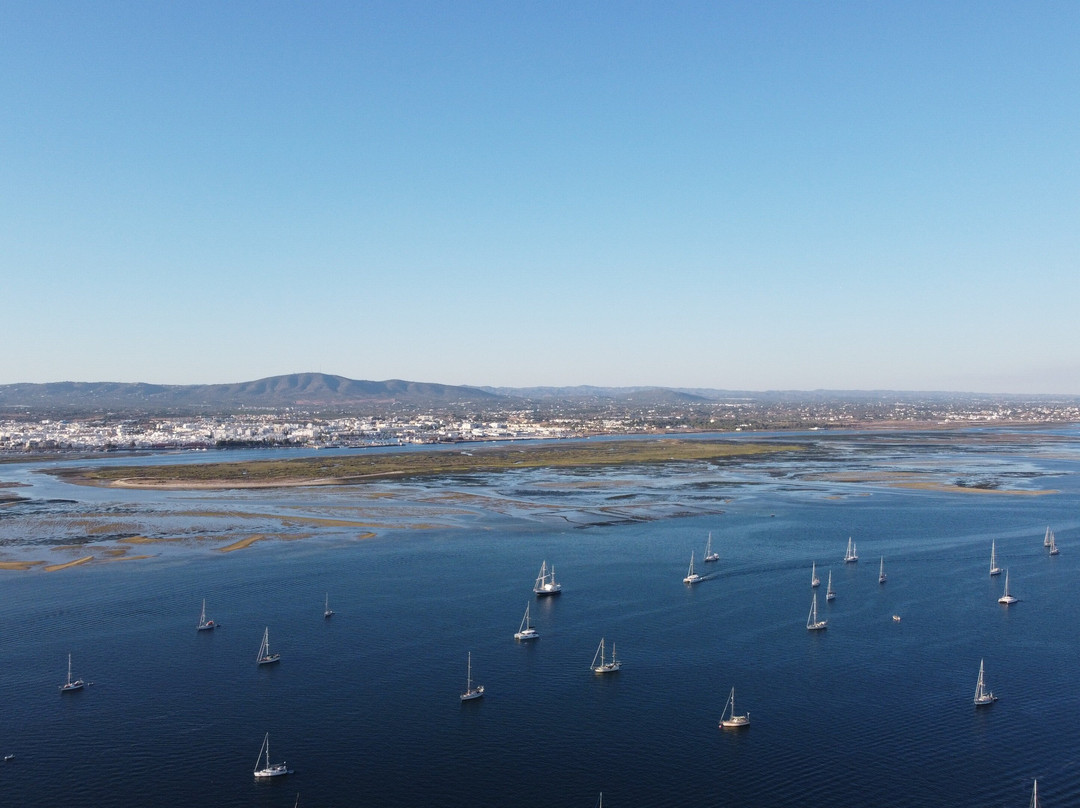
[2,2,1078,393]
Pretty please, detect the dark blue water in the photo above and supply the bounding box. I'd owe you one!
[1,429,1078,807]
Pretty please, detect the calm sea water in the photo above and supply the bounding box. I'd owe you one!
[1,428,1078,808]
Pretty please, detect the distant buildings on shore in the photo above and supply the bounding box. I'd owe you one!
[2,395,1078,455]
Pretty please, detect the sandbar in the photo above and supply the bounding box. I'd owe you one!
[44,556,94,572]
[0,560,46,571]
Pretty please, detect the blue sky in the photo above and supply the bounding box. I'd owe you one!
[3,2,1078,393]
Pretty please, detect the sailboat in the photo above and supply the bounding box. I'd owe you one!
[703,531,720,562]
[998,569,1017,605]
[989,540,1002,576]
[1029,780,1039,808]
[256,627,281,665]
[973,659,997,706]
[533,561,562,596]
[324,593,334,618]
[197,598,215,631]
[253,732,292,778]
[460,651,484,700]
[591,638,621,674]
[811,562,820,588]
[844,536,858,563]
[1048,529,1059,556]
[878,557,887,584]
[825,569,835,601]
[59,653,84,692]
[718,686,750,728]
[683,551,701,584]
[1043,526,1052,547]
[514,603,539,640]
[806,592,827,631]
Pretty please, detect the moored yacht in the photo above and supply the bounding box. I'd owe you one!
[998,569,1017,605]
[533,561,562,596]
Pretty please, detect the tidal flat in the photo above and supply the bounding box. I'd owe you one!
[0,429,1073,570]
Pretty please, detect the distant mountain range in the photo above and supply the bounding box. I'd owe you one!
[0,373,1066,414]
[0,374,501,412]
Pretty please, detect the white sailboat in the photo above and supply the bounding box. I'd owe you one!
[324,593,334,618]
[591,638,621,674]
[514,603,539,640]
[683,551,701,584]
[718,686,750,728]
[844,536,858,563]
[197,598,215,631]
[533,560,562,596]
[973,658,997,706]
[811,562,820,588]
[703,531,720,562]
[1043,526,1052,547]
[460,651,484,700]
[253,732,292,778]
[878,556,887,584]
[59,653,84,692]
[825,569,835,601]
[989,540,1001,576]
[1029,779,1039,808]
[1048,529,1059,556]
[256,627,281,665]
[998,569,1017,605]
[806,592,827,631]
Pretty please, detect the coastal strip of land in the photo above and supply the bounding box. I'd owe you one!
[54,439,799,490]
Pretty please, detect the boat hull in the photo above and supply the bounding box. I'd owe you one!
[258,654,281,665]
[254,764,292,778]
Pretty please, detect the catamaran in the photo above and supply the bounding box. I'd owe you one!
[59,653,84,692]
[719,686,750,728]
[257,627,281,665]
[197,599,215,631]
[703,531,720,562]
[878,557,887,584]
[973,659,997,706]
[989,540,1001,576]
[998,569,1017,605]
[844,536,858,563]
[683,551,701,584]
[811,562,820,588]
[806,592,827,631]
[514,603,539,640]
[460,651,484,700]
[591,638,621,674]
[324,593,334,618]
[533,561,562,596]
[825,569,835,601]
[253,732,292,778]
